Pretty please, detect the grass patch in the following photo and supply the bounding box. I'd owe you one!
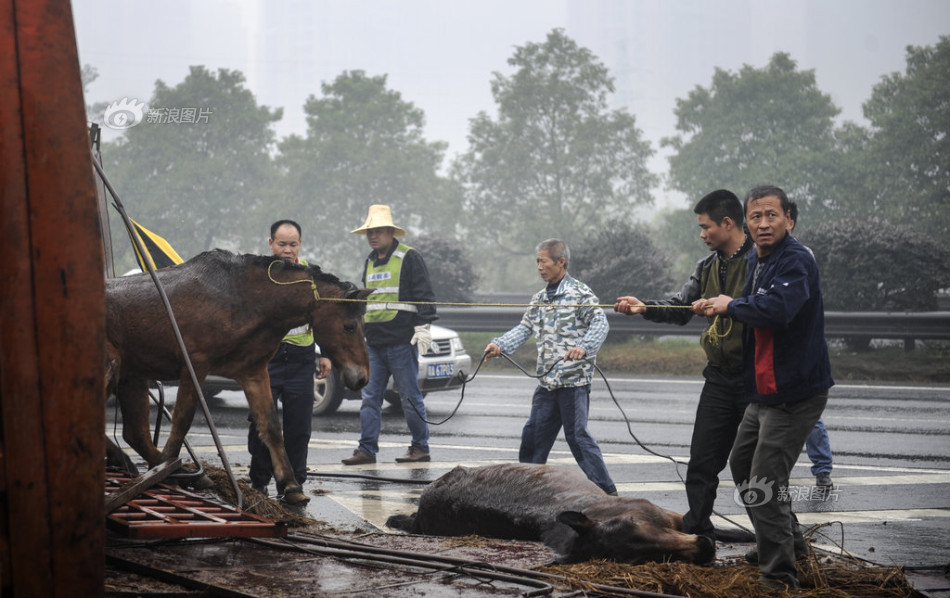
[459,332,949,384]
[828,341,950,383]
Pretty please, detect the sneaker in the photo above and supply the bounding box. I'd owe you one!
[816,472,833,487]
[395,446,431,463]
[341,449,376,465]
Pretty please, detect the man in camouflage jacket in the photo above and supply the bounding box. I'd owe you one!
[485,239,616,494]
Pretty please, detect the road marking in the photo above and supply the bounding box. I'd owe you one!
[713,508,950,530]
[469,374,950,394]
[172,436,949,478]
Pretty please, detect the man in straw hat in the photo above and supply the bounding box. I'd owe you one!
[342,204,438,465]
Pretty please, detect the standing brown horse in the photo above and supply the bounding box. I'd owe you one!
[105,249,371,504]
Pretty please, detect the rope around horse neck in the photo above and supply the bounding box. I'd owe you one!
[267,260,320,301]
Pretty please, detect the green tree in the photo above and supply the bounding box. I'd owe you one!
[101,66,281,267]
[410,235,479,303]
[453,29,657,291]
[572,222,675,307]
[276,70,460,276]
[800,220,950,313]
[664,53,839,218]
[858,36,950,236]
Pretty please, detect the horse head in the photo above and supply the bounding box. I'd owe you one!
[310,274,372,392]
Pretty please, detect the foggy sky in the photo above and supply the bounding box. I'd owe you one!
[74,0,949,208]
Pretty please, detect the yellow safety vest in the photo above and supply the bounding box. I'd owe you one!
[364,243,419,324]
[283,258,314,346]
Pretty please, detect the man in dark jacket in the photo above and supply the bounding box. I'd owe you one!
[706,185,833,590]
[615,189,753,551]
[342,205,438,465]
[248,219,332,500]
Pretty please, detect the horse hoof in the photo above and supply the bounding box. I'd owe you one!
[183,474,215,490]
[280,490,310,505]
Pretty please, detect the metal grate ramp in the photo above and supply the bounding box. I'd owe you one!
[106,471,287,539]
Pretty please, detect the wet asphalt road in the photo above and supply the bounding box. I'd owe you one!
[116,373,950,572]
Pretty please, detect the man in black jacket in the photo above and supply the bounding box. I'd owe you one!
[615,189,753,552]
[342,205,438,465]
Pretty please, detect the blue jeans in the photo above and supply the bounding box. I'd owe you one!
[519,385,616,494]
[357,343,429,455]
[805,417,833,475]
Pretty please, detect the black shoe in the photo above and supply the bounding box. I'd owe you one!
[816,472,833,487]
[395,446,431,463]
[251,484,268,495]
[342,449,376,465]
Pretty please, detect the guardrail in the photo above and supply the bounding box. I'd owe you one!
[436,307,950,341]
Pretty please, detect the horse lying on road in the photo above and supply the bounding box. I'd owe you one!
[105,249,372,504]
[387,463,715,564]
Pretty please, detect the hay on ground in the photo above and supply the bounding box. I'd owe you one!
[201,464,315,527]
[542,556,917,598]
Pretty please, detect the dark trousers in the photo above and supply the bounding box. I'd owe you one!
[730,392,828,586]
[682,365,748,539]
[518,385,616,495]
[248,342,316,489]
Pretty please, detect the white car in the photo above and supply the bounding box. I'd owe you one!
[312,324,472,415]
[200,324,472,416]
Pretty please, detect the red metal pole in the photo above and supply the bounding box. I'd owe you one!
[0,0,106,595]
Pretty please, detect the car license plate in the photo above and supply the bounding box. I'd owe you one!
[427,363,454,379]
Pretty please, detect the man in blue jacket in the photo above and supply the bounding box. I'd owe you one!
[706,185,833,590]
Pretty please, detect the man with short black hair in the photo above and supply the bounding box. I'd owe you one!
[248,219,332,499]
[705,185,833,590]
[615,189,753,551]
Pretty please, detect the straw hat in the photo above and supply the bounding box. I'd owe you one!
[350,204,407,237]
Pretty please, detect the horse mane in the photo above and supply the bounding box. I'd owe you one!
[183,250,364,315]
[182,249,338,283]
[237,253,347,287]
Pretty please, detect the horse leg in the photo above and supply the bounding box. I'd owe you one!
[116,376,164,467]
[159,372,201,463]
[243,373,309,505]
[105,435,138,473]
